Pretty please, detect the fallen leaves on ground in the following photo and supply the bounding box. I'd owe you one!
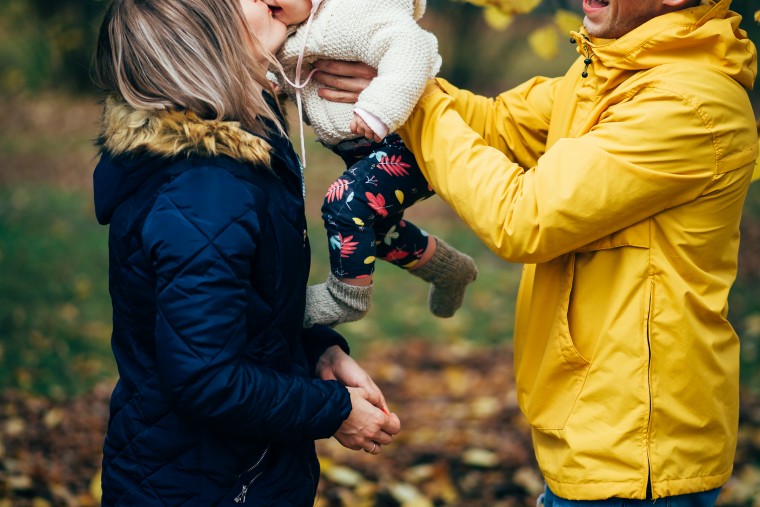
[1,341,760,506]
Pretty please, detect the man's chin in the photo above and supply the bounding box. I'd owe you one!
[583,20,603,38]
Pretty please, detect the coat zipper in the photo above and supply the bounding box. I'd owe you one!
[234,445,271,504]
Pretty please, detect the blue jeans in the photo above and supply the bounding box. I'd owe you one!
[539,486,721,507]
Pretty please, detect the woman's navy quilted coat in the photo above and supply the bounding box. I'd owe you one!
[93,96,352,506]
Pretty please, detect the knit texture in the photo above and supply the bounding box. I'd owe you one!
[304,273,373,328]
[276,0,441,146]
[411,238,478,318]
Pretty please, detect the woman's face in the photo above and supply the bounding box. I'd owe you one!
[239,0,288,54]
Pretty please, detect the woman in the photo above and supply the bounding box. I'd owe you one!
[91,0,400,505]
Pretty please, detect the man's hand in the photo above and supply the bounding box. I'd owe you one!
[312,60,377,103]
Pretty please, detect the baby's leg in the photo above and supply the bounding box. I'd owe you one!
[322,133,431,279]
[374,214,431,270]
[370,134,477,317]
[303,152,382,328]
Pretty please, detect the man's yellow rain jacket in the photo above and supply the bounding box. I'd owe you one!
[399,0,758,500]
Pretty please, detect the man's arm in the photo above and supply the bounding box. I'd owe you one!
[398,83,741,264]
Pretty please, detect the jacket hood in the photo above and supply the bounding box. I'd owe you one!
[571,0,757,90]
[93,96,273,225]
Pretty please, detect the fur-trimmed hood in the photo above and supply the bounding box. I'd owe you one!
[97,95,272,165]
[93,96,282,226]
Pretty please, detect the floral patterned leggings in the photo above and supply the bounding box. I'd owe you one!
[322,133,435,279]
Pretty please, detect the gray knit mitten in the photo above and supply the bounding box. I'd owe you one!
[410,238,478,318]
[303,273,373,328]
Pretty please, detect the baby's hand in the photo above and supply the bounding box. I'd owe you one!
[350,113,382,143]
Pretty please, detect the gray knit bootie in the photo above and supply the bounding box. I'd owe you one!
[410,238,478,318]
[303,273,373,328]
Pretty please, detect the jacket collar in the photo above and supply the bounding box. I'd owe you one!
[97,95,273,165]
[569,0,756,90]
[93,96,285,225]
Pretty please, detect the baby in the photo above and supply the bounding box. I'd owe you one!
[267,0,478,328]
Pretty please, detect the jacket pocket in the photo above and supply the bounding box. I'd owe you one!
[575,219,650,252]
[517,253,591,431]
[517,221,651,431]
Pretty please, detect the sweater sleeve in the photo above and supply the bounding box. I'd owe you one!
[350,5,442,133]
[142,166,351,441]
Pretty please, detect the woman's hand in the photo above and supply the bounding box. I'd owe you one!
[316,345,388,413]
[317,345,401,454]
[312,60,377,103]
[334,387,402,455]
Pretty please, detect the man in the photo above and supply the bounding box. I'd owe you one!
[313,0,758,503]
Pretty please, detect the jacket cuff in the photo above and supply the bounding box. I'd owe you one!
[302,325,351,375]
[353,108,389,139]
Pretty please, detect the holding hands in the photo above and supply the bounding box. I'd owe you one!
[316,345,401,455]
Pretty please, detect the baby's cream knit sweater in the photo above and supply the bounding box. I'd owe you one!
[276,0,441,147]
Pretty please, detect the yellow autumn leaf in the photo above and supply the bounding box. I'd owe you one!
[43,408,64,429]
[462,448,500,468]
[322,464,366,487]
[554,9,584,35]
[363,256,376,264]
[352,217,365,226]
[528,25,559,61]
[483,6,513,31]
[90,469,102,503]
[495,0,540,15]
[460,0,539,15]
[388,482,433,506]
[395,189,405,204]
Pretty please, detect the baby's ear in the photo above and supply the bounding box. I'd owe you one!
[411,0,426,21]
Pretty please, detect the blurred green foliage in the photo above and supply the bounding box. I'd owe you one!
[0,0,107,94]
[0,187,113,398]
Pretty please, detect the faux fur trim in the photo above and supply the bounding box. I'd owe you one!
[97,95,271,166]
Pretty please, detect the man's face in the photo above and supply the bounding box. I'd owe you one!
[582,0,670,39]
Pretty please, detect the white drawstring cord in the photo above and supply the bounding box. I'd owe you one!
[273,0,322,169]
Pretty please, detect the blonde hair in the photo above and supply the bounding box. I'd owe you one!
[93,0,283,136]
